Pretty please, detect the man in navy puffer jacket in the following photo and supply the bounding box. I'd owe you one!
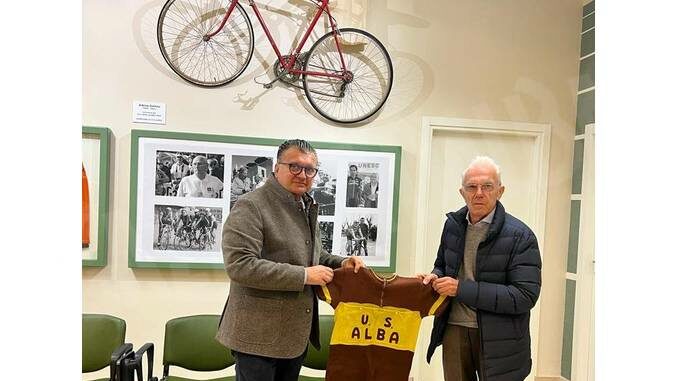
[419,156,541,381]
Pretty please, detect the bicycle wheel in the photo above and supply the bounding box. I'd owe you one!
[179,231,192,250]
[157,0,255,87]
[303,28,393,123]
[198,232,208,250]
[172,231,181,249]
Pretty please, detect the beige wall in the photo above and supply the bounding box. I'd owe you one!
[83,0,581,379]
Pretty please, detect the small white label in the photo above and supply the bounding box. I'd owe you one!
[133,101,166,125]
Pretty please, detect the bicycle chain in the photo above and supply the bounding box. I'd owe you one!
[271,54,346,98]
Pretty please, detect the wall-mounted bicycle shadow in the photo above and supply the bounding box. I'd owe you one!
[361,0,434,127]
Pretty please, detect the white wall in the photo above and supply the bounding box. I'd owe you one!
[83,0,581,379]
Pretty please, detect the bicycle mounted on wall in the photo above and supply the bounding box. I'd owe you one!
[157,0,393,123]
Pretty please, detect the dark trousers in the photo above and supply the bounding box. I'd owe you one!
[442,324,483,381]
[232,349,306,381]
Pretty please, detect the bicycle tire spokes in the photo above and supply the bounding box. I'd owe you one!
[158,0,255,87]
[303,28,393,123]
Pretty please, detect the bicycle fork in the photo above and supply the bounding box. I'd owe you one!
[203,1,240,40]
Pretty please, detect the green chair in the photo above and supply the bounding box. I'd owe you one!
[298,315,334,381]
[83,313,132,381]
[162,315,235,381]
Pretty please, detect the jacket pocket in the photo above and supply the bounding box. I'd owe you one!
[235,295,283,344]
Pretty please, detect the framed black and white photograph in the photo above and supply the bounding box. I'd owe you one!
[82,126,111,267]
[345,162,380,208]
[129,129,400,271]
[229,155,274,209]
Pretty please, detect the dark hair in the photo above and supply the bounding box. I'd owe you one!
[349,164,358,171]
[277,139,317,161]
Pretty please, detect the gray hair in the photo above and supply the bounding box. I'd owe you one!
[461,156,502,185]
[192,155,207,164]
[277,139,317,161]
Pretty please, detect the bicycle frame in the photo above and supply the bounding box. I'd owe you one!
[205,0,349,80]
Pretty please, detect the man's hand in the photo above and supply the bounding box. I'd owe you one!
[341,256,365,273]
[416,273,438,285]
[432,277,459,296]
[305,265,334,286]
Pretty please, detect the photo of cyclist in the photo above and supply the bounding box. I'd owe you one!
[156,207,174,246]
[175,208,193,234]
[339,214,378,257]
[345,162,380,208]
[153,205,222,251]
[193,208,217,247]
[155,151,225,197]
[346,220,366,256]
[230,155,273,209]
[345,164,363,207]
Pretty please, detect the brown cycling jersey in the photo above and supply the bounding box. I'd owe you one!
[316,267,448,381]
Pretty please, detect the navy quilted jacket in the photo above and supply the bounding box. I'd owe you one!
[426,201,542,381]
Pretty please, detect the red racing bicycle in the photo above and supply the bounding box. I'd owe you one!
[157,0,393,123]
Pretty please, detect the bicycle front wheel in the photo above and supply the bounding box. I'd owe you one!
[157,0,255,87]
[179,232,191,250]
[303,28,393,123]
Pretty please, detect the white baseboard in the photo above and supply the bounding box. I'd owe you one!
[535,376,568,381]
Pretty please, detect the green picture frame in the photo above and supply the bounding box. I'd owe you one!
[82,126,111,267]
[128,129,401,272]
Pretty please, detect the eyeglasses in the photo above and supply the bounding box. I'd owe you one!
[462,183,496,193]
[278,162,318,177]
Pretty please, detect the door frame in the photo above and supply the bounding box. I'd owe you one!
[572,123,595,381]
[414,116,551,380]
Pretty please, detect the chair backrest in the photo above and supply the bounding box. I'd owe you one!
[303,315,334,370]
[82,313,126,373]
[163,314,234,373]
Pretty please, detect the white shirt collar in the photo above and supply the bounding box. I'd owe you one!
[466,207,496,226]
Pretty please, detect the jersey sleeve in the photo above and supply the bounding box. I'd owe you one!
[410,279,449,318]
[314,267,346,309]
[422,283,450,316]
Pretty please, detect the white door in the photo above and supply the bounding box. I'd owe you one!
[413,117,551,381]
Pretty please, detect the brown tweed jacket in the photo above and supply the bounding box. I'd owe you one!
[215,175,345,358]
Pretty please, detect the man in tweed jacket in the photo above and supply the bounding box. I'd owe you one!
[216,139,364,381]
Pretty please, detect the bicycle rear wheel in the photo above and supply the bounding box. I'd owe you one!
[303,28,393,123]
[157,0,254,87]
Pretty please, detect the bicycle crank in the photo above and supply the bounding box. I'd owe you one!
[273,53,309,85]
